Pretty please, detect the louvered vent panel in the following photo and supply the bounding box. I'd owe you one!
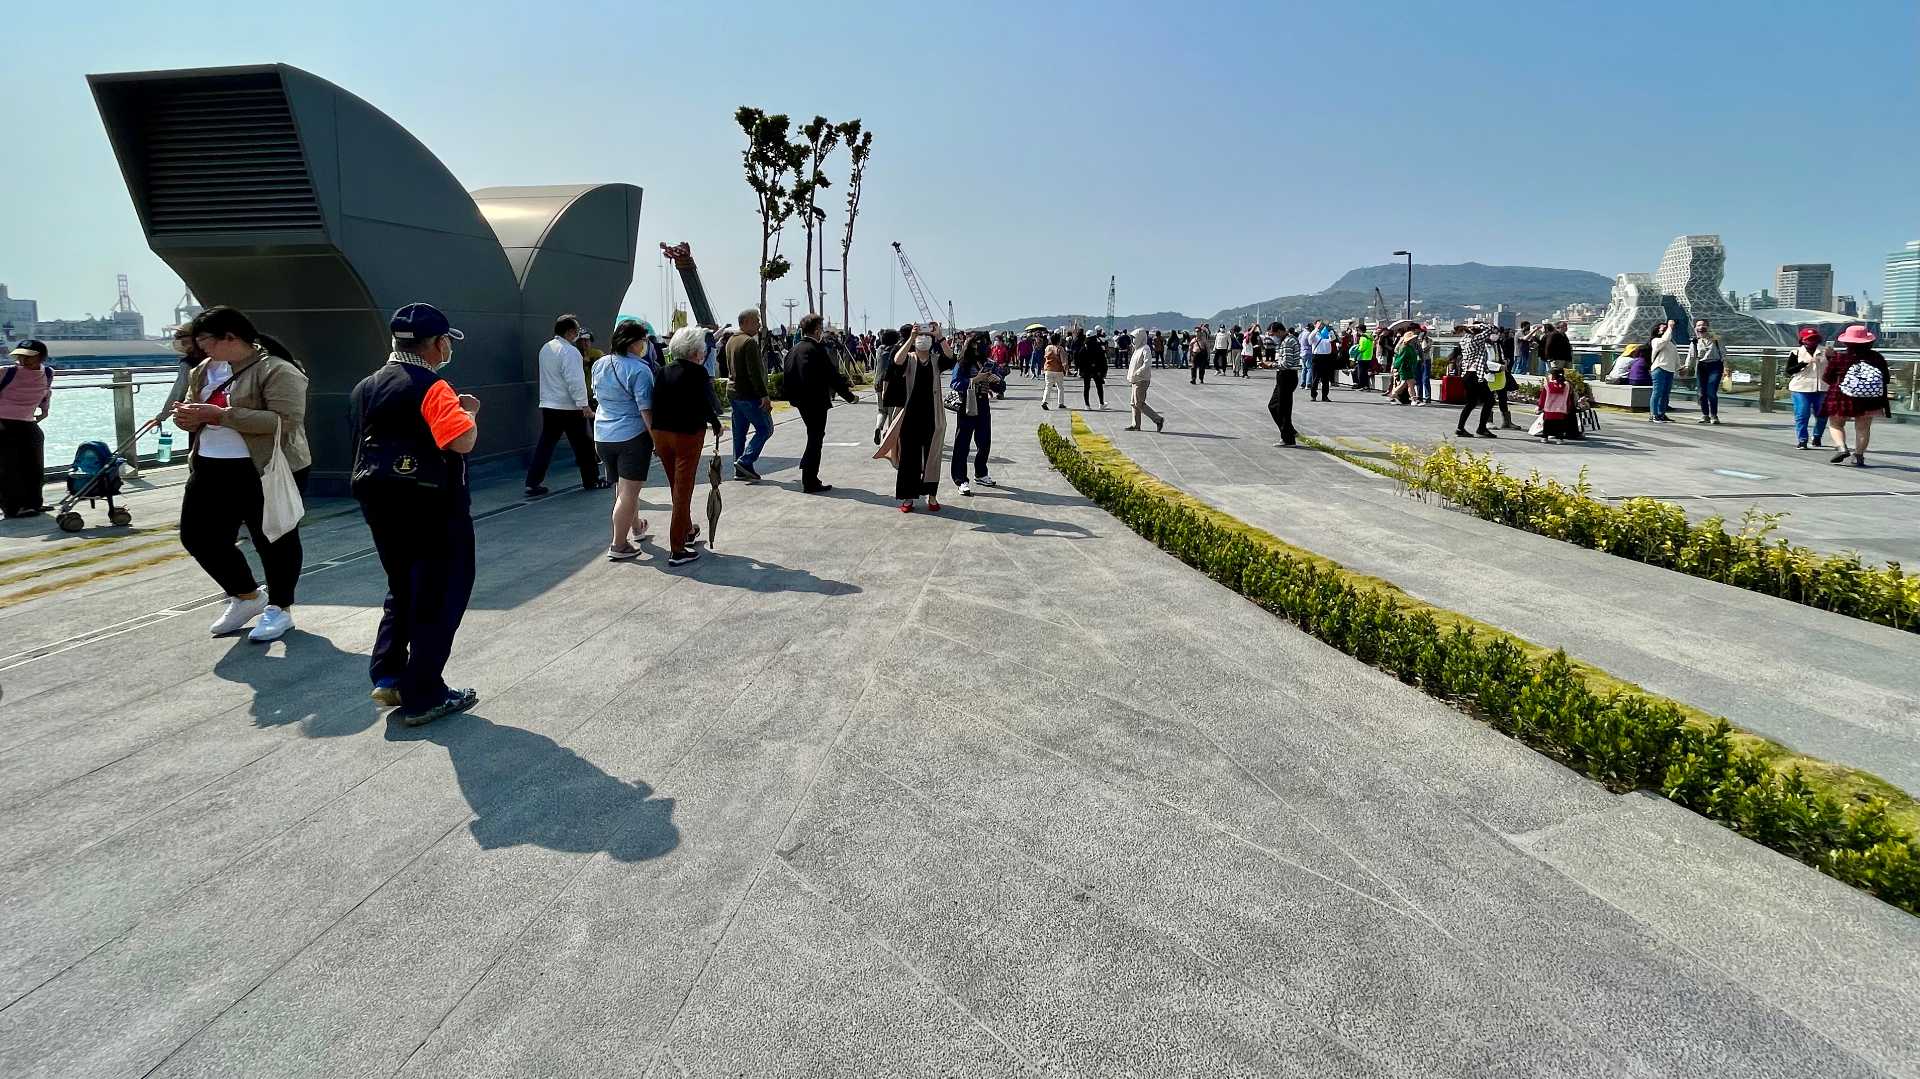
[140,84,322,234]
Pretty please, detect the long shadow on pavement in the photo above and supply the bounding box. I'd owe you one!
[387,712,680,862]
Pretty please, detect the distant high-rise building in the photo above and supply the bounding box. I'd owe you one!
[1492,303,1517,330]
[1834,295,1858,317]
[0,284,37,343]
[1739,288,1777,312]
[1775,263,1835,312]
[1884,242,1920,333]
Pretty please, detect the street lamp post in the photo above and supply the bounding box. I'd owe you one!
[1392,251,1412,320]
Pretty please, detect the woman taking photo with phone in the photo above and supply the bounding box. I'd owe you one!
[877,327,946,512]
[171,306,310,642]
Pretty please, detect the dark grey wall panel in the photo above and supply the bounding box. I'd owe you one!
[88,63,642,493]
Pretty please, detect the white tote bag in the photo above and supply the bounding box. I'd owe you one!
[260,416,305,542]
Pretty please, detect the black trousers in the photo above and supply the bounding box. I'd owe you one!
[525,407,598,489]
[1081,375,1105,408]
[179,455,309,608]
[1269,370,1298,445]
[1493,384,1513,426]
[951,407,991,485]
[1457,373,1494,432]
[1213,348,1227,372]
[1190,358,1206,384]
[798,402,830,489]
[1310,369,1336,400]
[361,491,476,711]
[0,418,45,514]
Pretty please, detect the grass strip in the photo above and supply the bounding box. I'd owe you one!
[1043,413,1920,914]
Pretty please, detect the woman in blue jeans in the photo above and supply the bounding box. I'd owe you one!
[950,333,1001,496]
[1786,327,1828,448]
[1689,319,1725,424]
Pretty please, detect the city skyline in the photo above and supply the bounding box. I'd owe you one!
[4,0,1916,330]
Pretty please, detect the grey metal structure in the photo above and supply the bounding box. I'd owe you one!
[88,63,642,492]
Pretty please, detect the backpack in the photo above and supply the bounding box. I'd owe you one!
[1838,360,1885,399]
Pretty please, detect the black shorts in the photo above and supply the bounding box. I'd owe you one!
[597,432,653,482]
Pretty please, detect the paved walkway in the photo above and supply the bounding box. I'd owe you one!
[1077,371,1920,797]
[1,383,1916,1077]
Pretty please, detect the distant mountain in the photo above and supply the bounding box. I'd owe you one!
[979,311,1198,334]
[986,262,1612,333]
[1324,262,1612,309]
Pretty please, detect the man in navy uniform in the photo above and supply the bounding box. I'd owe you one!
[349,302,482,726]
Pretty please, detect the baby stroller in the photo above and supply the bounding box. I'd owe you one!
[54,421,152,532]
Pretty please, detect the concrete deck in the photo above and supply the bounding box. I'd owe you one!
[1,382,1916,1077]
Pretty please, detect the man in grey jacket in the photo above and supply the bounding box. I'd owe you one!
[1125,334,1165,432]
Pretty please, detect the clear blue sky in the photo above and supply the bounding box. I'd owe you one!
[6,0,1915,329]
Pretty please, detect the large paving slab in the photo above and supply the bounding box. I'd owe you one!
[0,381,1914,1077]
[1077,371,1920,796]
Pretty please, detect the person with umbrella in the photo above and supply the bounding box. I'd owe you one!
[649,326,723,566]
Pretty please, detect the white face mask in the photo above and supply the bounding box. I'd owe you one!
[914,335,932,352]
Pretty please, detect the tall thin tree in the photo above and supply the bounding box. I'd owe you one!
[793,116,841,316]
[836,120,873,336]
[735,107,801,322]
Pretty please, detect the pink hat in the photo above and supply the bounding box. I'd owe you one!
[1838,325,1877,345]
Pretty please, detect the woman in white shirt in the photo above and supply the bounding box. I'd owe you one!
[171,307,311,642]
[1785,327,1829,450]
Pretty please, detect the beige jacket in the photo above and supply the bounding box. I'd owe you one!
[874,347,946,486]
[184,349,312,475]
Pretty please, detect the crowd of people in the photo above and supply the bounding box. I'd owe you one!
[0,283,1900,728]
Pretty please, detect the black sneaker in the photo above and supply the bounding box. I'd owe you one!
[1154,416,1165,432]
[1830,451,1850,464]
[395,687,479,727]
[803,484,833,494]
[668,548,701,567]
[525,485,549,497]
[1454,429,1473,438]
[734,463,762,482]
[1477,429,1498,439]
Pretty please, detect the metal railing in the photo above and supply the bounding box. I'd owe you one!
[39,366,183,478]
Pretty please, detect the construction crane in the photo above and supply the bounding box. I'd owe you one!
[1371,287,1394,326]
[658,242,717,328]
[947,300,957,332]
[891,241,941,327]
[1106,276,1116,335]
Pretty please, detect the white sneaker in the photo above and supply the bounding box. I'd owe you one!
[248,605,294,642]
[210,594,269,636]
[958,482,973,496]
[977,475,997,487]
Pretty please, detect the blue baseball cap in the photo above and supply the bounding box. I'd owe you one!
[389,302,464,342]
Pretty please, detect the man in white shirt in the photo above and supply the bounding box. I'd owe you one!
[525,313,604,495]
[1211,326,1230,375]
[1124,335,1165,432]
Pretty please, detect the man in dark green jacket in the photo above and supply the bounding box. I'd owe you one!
[725,308,772,481]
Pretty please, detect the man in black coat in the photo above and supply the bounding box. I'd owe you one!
[1076,331,1108,410]
[1543,321,1573,373]
[784,313,859,493]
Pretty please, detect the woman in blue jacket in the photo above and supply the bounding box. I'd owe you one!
[950,332,1002,496]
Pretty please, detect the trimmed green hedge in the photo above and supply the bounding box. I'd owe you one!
[1040,416,1920,914]
[1390,444,1920,633]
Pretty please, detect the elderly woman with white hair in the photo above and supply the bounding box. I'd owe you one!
[647,326,723,566]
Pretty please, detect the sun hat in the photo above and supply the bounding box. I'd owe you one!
[1837,325,1877,345]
